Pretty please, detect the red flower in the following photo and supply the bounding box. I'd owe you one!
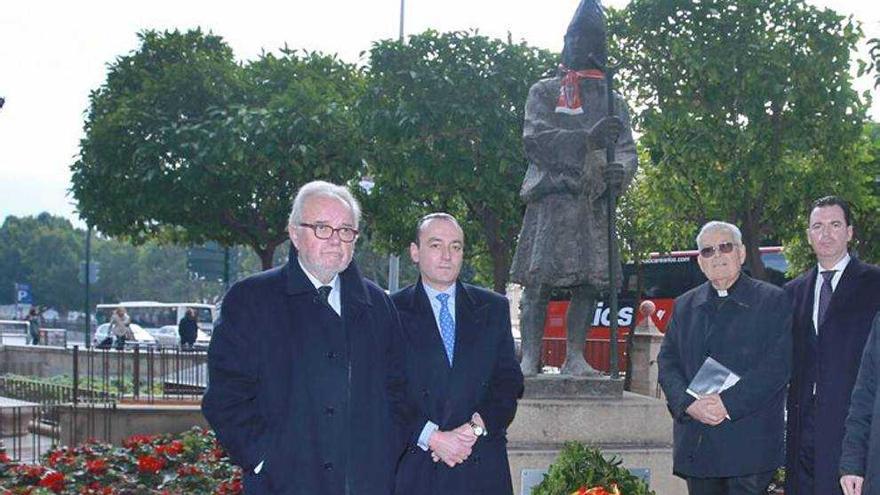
[18,464,47,479]
[123,434,155,449]
[38,471,65,493]
[177,464,202,477]
[137,454,166,474]
[215,477,243,495]
[85,458,108,475]
[156,440,184,457]
[0,451,10,463]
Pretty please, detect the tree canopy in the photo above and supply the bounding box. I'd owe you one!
[609,0,872,278]
[359,30,556,292]
[71,29,364,269]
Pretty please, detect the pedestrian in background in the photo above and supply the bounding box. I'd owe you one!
[26,307,40,345]
[178,308,198,350]
[110,307,131,350]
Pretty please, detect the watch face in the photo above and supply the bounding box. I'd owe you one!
[474,425,485,436]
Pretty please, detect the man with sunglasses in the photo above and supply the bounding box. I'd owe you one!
[784,196,880,495]
[203,180,411,495]
[658,221,792,494]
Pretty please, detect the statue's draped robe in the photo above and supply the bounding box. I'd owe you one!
[510,77,638,290]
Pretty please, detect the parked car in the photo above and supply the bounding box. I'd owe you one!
[147,325,211,349]
[92,323,157,349]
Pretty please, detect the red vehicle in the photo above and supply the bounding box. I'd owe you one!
[540,246,788,372]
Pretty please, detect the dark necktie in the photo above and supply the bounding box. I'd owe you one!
[317,286,332,303]
[817,270,836,327]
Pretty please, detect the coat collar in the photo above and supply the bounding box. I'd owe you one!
[694,273,757,309]
[283,245,372,308]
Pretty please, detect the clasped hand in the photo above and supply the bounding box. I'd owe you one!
[428,414,485,467]
[685,393,728,426]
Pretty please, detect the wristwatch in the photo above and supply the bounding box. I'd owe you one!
[468,420,487,437]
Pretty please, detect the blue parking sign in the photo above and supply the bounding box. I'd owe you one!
[14,283,33,304]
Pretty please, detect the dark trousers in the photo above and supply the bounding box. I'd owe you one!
[791,394,817,495]
[115,335,126,350]
[686,470,775,495]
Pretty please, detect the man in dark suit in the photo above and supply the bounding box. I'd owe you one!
[202,181,410,495]
[785,196,880,495]
[392,213,524,495]
[658,221,792,494]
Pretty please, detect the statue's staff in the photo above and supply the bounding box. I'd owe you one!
[589,52,626,380]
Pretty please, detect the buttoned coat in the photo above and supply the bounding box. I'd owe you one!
[785,257,880,494]
[202,248,410,495]
[840,313,880,493]
[657,275,793,478]
[391,281,524,495]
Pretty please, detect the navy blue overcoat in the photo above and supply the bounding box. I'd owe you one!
[391,281,523,495]
[202,249,410,495]
[658,275,793,478]
[785,257,880,494]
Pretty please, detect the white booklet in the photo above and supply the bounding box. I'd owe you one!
[686,356,740,399]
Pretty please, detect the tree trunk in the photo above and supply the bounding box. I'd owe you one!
[740,217,767,281]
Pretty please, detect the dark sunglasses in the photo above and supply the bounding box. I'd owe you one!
[699,241,737,258]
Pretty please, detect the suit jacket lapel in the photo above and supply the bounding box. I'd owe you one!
[443,282,487,424]
[802,266,818,335]
[826,258,862,321]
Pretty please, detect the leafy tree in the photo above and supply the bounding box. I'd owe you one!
[0,214,82,310]
[72,29,364,269]
[359,30,556,292]
[608,0,870,279]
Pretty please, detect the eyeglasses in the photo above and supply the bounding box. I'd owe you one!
[299,223,359,243]
[699,241,737,258]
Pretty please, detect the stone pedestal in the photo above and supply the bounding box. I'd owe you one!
[522,374,623,399]
[629,332,665,399]
[507,376,684,495]
[629,302,666,398]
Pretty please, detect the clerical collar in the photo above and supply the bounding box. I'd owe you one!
[713,275,742,298]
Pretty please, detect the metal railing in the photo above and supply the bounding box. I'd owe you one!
[0,404,61,464]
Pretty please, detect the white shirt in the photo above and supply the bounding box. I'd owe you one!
[298,259,341,316]
[812,253,850,333]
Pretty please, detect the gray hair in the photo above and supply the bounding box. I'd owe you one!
[288,181,362,228]
[695,221,742,248]
[414,212,463,245]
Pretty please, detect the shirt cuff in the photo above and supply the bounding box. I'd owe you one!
[417,421,439,451]
[254,460,264,473]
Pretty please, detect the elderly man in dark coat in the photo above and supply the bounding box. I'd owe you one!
[202,181,411,495]
[511,0,638,377]
[786,196,880,495]
[658,221,792,494]
[840,313,880,495]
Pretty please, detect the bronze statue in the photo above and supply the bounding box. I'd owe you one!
[510,0,638,376]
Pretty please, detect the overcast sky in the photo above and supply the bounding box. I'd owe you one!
[1,0,877,227]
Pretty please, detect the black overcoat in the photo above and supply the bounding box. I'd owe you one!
[391,281,524,495]
[840,313,880,493]
[202,249,410,495]
[785,257,880,494]
[658,275,793,478]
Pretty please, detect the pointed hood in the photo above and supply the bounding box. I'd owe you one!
[561,0,607,70]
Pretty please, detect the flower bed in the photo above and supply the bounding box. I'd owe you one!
[0,428,241,494]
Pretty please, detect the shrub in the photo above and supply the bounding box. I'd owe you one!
[532,442,654,495]
[0,427,241,494]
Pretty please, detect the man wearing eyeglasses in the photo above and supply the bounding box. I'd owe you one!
[784,196,880,495]
[658,221,792,494]
[203,180,411,495]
